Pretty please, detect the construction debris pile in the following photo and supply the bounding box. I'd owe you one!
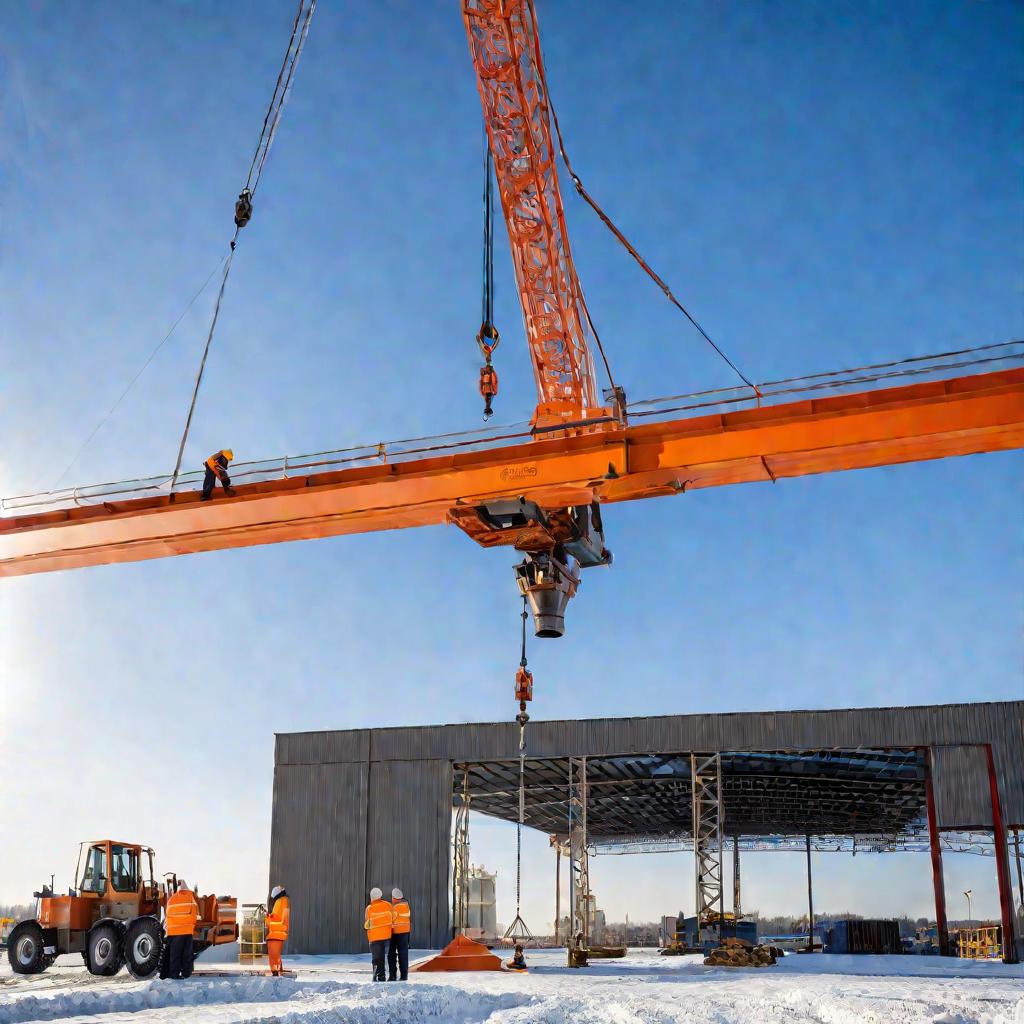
[703,937,781,968]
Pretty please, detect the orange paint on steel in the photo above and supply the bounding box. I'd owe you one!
[0,369,1022,578]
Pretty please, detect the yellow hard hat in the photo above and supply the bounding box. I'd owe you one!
[223,448,234,461]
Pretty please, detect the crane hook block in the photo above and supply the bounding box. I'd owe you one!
[479,363,499,420]
[234,189,253,229]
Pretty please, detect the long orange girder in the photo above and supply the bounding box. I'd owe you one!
[2,368,1021,578]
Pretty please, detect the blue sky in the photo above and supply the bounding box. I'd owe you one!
[1,0,1020,927]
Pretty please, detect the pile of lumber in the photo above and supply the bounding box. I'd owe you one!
[703,937,780,968]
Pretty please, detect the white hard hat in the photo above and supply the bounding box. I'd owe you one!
[271,886,284,898]
[370,887,383,901]
[392,888,403,900]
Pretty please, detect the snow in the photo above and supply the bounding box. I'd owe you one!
[1,948,1022,1023]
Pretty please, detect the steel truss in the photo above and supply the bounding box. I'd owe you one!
[567,756,590,955]
[691,753,724,945]
[590,828,998,857]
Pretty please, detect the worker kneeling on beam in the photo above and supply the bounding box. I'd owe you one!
[201,448,235,501]
[364,887,392,982]
[388,888,411,981]
[162,880,199,980]
[266,885,290,977]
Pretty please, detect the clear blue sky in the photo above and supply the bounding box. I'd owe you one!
[1,1,1020,927]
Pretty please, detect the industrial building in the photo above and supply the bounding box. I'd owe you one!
[269,700,1023,962]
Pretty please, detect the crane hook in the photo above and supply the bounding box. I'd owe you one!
[478,328,500,421]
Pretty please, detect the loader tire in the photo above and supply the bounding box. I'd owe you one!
[7,921,49,975]
[87,922,125,976]
[124,918,163,980]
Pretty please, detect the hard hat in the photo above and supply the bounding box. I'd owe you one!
[370,887,383,901]
[177,880,189,891]
[392,888,403,900]
[223,448,234,461]
[271,885,284,899]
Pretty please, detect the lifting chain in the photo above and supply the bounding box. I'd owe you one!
[515,595,533,748]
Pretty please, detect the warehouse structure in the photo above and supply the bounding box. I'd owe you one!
[270,701,1023,961]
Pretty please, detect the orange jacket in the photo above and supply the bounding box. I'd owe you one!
[364,898,393,942]
[267,895,290,941]
[391,899,411,935]
[165,889,199,937]
[205,451,230,476]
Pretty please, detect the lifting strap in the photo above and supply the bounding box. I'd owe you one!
[170,0,316,489]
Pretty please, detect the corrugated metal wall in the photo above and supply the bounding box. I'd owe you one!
[932,745,992,829]
[270,701,1024,953]
[269,761,369,952]
[365,760,452,950]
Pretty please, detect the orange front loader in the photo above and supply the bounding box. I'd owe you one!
[6,839,237,979]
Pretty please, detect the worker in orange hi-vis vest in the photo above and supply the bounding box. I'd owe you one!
[387,888,411,981]
[363,887,393,982]
[162,880,199,980]
[201,449,235,501]
[266,885,290,977]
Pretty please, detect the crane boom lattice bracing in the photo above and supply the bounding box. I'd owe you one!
[464,0,602,424]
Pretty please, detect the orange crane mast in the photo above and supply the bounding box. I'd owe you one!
[464,0,606,426]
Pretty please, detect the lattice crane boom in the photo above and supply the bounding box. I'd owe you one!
[463,0,604,425]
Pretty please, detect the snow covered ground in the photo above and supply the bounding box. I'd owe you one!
[1,948,1022,1023]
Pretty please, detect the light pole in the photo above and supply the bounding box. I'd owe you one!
[962,889,972,926]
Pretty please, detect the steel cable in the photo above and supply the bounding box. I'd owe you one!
[49,256,228,492]
[526,0,756,396]
[169,0,316,488]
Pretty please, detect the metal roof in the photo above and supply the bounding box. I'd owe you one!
[457,748,940,853]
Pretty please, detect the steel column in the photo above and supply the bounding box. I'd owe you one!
[984,745,1019,963]
[805,833,814,951]
[1014,829,1024,913]
[924,747,950,956]
[733,833,741,917]
[554,840,562,944]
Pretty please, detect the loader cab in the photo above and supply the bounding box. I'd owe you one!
[74,841,158,911]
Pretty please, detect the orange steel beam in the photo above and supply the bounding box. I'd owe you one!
[1,368,1022,578]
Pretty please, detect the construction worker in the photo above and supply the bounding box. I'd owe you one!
[163,880,199,980]
[266,885,290,977]
[363,887,392,982]
[201,449,234,501]
[387,887,411,981]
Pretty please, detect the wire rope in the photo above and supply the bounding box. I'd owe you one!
[169,0,316,489]
[526,0,756,396]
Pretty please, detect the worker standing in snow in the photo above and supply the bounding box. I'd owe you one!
[201,448,235,501]
[163,880,199,980]
[266,885,290,977]
[387,888,411,981]
[364,887,393,982]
